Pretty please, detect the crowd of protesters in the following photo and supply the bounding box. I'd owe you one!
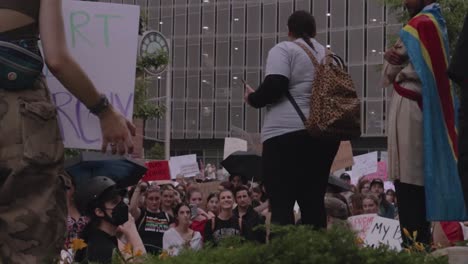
[67,171,267,263]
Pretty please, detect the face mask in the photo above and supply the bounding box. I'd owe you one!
[101,201,128,226]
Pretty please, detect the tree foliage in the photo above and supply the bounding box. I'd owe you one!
[384,0,468,53]
[135,226,448,264]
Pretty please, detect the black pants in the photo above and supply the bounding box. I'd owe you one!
[262,130,340,227]
[394,181,431,246]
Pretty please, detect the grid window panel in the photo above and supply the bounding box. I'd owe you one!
[247,2,261,35]
[316,32,327,47]
[366,65,384,100]
[231,38,245,68]
[188,1,201,36]
[173,41,186,69]
[216,38,230,68]
[200,74,214,138]
[262,3,277,35]
[348,29,364,65]
[246,38,261,68]
[147,0,161,30]
[368,0,384,27]
[349,66,365,99]
[232,4,246,35]
[262,37,276,68]
[366,100,384,135]
[330,31,346,59]
[295,0,311,12]
[278,1,293,35]
[330,0,346,30]
[202,37,215,69]
[217,3,230,36]
[245,71,260,133]
[348,0,365,28]
[215,103,228,138]
[187,44,200,68]
[230,106,243,133]
[230,72,244,107]
[172,107,185,138]
[312,0,327,32]
[160,2,173,37]
[367,27,384,65]
[201,2,215,36]
[174,0,186,37]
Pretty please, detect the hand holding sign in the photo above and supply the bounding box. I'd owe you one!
[99,106,136,155]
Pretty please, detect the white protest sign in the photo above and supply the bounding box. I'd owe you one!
[44,0,140,149]
[223,138,248,159]
[352,152,378,177]
[169,154,199,179]
[380,151,388,163]
[365,216,402,251]
[347,214,377,241]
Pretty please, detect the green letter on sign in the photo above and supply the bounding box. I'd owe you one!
[70,11,93,48]
[95,14,122,48]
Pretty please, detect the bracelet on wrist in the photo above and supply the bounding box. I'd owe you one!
[88,94,110,116]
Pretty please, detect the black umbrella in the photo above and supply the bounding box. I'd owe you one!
[65,152,147,189]
[327,175,352,193]
[221,151,262,183]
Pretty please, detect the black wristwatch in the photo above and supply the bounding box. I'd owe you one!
[89,94,110,116]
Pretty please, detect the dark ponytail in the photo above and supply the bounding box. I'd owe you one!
[287,10,317,51]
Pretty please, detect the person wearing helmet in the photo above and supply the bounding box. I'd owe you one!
[74,176,146,264]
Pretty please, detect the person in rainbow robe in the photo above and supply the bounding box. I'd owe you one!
[382,0,468,247]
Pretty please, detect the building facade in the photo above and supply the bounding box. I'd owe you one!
[99,0,401,165]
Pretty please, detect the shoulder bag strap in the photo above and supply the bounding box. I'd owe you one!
[284,41,321,125]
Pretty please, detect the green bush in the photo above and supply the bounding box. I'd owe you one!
[137,226,448,264]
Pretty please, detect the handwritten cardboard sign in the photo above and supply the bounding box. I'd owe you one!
[142,160,170,181]
[365,216,402,251]
[330,141,354,172]
[347,214,377,241]
[169,154,200,179]
[364,161,388,181]
[223,138,248,159]
[352,152,378,177]
[45,0,140,149]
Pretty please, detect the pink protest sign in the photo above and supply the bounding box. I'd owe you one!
[364,161,387,181]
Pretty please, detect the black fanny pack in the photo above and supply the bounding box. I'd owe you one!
[0,40,44,91]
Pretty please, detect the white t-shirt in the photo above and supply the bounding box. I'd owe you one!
[162,227,202,256]
[261,38,326,142]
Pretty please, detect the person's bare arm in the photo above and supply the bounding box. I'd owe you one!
[129,183,146,220]
[39,0,135,154]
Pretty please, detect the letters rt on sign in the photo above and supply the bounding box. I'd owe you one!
[45,0,140,150]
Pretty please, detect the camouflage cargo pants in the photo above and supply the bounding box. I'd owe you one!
[0,79,68,264]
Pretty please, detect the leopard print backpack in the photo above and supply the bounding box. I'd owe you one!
[286,41,361,140]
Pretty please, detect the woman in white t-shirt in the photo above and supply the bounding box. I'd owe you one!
[244,10,340,227]
[163,203,202,256]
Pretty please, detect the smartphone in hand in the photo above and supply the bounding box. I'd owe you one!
[189,204,198,219]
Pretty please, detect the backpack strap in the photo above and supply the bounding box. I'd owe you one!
[137,210,147,231]
[294,41,320,68]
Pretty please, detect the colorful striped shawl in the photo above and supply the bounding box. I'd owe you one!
[400,4,468,220]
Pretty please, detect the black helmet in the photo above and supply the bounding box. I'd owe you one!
[75,176,125,215]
